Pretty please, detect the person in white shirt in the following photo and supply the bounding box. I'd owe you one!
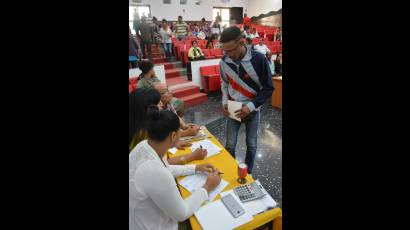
[159,19,173,60]
[254,39,271,55]
[129,105,221,230]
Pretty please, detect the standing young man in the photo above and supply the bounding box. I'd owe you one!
[174,16,188,41]
[243,13,251,31]
[219,26,274,174]
[139,16,154,61]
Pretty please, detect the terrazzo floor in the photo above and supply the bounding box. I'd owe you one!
[184,92,282,207]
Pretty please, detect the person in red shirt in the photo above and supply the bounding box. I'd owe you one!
[243,13,251,30]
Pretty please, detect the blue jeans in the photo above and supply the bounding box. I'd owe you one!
[162,43,172,58]
[225,110,260,174]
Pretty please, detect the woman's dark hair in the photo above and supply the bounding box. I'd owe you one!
[129,89,161,144]
[191,40,198,45]
[246,37,252,44]
[220,26,242,43]
[162,18,167,22]
[146,105,180,142]
[138,60,154,75]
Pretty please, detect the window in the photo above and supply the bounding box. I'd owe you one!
[129,5,151,34]
[213,7,230,28]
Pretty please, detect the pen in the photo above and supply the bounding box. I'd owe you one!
[200,145,203,149]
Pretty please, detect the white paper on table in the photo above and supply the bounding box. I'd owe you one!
[227,100,242,122]
[168,147,178,155]
[194,192,253,230]
[179,174,228,202]
[190,139,222,158]
[220,189,278,216]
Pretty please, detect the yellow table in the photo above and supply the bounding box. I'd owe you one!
[168,128,282,230]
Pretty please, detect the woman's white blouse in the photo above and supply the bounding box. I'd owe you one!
[129,140,208,230]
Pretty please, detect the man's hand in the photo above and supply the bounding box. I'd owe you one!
[175,140,192,150]
[222,104,230,117]
[191,148,207,161]
[195,163,216,173]
[235,105,251,120]
[186,125,200,136]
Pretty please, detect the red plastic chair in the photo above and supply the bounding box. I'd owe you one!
[266,33,274,41]
[200,65,219,93]
[211,49,223,58]
[207,65,221,92]
[202,49,215,59]
[258,31,265,38]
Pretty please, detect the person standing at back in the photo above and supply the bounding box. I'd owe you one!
[159,19,173,61]
[215,12,222,25]
[133,9,140,36]
[129,26,142,68]
[139,16,154,61]
[218,26,274,174]
[174,16,188,41]
[243,13,251,31]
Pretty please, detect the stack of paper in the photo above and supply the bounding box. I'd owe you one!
[168,147,178,155]
[190,139,222,158]
[194,192,253,230]
[179,174,228,202]
[228,100,243,122]
[220,189,278,216]
[180,129,207,141]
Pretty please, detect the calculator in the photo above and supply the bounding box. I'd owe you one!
[233,180,268,202]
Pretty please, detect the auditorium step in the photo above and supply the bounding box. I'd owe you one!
[179,93,208,107]
[153,47,207,108]
[156,61,183,70]
[170,85,200,98]
[165,68,187,79]
[166,76,189,86]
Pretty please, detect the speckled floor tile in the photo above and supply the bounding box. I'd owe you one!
[184,95,282,207]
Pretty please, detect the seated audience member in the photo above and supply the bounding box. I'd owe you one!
[129,106,221,230]
[188,40,205,61]
[274,52,282,76]
[137,60,160,89]
[129,89,206,164]
[254,39,270,55]
[154,82,187,119]
[245,37,254,50]
[275,27,282,42]
[192,25,200,37]
[137,60,185,116]
[243,27,251,38]
[200,18,212,39]
[266,51,275,76]
[252,28,260,38]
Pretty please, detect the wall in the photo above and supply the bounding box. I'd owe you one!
[129,0,249,21]
[254,13,282,27]
[247,0,281,17]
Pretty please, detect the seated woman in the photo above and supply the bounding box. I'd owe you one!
[137,60,160,89]
[129,105,221,230]
[129,88,207,164]
[188,40,205,61]
[137,60,185,116]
